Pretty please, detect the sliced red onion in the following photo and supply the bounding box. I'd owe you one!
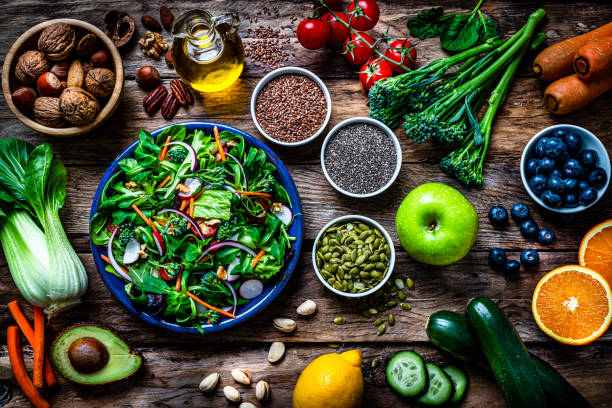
[225,153,248,191]
[107,227,132,282]
[123,238,141,265]
[223,280,238,315]
[152,230,166,256]
[197,240,257,262]
[226,256,241,282]
[222,185,236,193]
[158,208,205,241]
[177,178,202,199]
[239,279,264,300]
[272,204,293,226]
[166,141,198,172]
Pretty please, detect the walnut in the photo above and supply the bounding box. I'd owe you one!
[138,31,168,58]
[38,23,76,61]
[33,97,64,127]
[15,51,49,85]
[59,87,99,125]
[103,10,135,48]
[85,68,115,98]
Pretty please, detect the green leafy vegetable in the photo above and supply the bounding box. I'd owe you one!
[440,0,486,52]
[407,7,452,39]
[193,190,233,220]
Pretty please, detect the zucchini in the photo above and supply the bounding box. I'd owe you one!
[442,364,468,403]
[417,362,453,406]
[426,310,591,408]
[385,350,428,397]
[466,297,547,408]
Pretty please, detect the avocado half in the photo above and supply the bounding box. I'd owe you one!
[51,322,143,385]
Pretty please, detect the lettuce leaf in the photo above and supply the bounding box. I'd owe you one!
[193,189,233,220]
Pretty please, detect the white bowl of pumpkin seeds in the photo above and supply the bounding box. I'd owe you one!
[312,215,395,298]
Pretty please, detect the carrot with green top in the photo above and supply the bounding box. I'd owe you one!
[32,307,44,388]
[214,126,226,162]
[185,292,236,318]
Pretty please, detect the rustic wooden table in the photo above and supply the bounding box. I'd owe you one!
[1,1,611,407]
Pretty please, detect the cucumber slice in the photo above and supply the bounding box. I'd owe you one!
[385,351,427,397]
[442,364,468,403]
[417,362,453,406]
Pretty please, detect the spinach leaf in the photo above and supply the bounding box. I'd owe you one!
[407,7,451,40]
[440,13,481,52]
[155,124,186,144]
[478,11,497,42]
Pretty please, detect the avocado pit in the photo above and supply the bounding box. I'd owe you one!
[68,337,110,374]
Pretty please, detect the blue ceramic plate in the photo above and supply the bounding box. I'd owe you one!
[89,122,303,334]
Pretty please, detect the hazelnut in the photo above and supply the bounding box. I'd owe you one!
[77,33,98,57]
[50,61,69,80]
[33,97,64,127]
[37,72,62,96]
[85,68,115,98]
[38,22,75,61]
[60,87,99,125]
[15,51,49,85]
[11,86,37,113]
[136,66,160,89]
[90,49,112,69]
[67,60,85,88]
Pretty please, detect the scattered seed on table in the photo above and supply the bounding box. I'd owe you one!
[373,318,384,326]
[401,302,412,310]
[333,316,346,325]
[377,323,386,335]
[398,291,406,301]
[394,278,405,289]
[371,358,380,368]
[406,278,415,290]
[388,313,395,326]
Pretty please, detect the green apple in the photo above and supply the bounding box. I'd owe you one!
[395,183,478,266]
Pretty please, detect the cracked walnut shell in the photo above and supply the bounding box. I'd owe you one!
[38,22,76,61]
[15,51,49,85]
[59,87,99,125]
[85,68,115,98]
[33,97,64,127]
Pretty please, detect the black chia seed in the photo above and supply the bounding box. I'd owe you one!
[324,123,397,195]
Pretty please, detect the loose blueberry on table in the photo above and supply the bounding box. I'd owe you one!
[520,249,539,267]
[488,206,508,227]
[537,228,556,245]
[510,202,530,222]
[520,219,539,239]
[488,248,507,270]
[504,260,521,274]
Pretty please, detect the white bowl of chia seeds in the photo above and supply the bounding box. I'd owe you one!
[312,215,395,298]
[321,117,402,198]
[251,66,332,147]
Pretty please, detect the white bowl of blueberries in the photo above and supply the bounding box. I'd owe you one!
[520,124,610,213]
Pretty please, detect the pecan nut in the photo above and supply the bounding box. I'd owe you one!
[143,85,167,114]
[161,92,179,119]
[169,79,193,105]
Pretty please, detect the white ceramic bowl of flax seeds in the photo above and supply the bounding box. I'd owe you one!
[251,67,331,147]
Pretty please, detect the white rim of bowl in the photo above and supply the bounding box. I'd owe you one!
[520,124,610,213]
[250,66,332,147]
[312,215,395,298]
[320,117,402,198]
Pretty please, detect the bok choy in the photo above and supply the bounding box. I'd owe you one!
[0,139,87,317]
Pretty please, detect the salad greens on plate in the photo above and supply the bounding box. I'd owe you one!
[90,125,296,332]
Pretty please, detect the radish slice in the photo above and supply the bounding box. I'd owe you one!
[272,204,293,226]
[177,178,202,199]
[123,238,141,265]
[197,240,257,262]
[152,231,166,256]
[107,227,132,282]
[166,141,198,171]
[225,153,248,191]
[158,208,205,241]
[226,257,241,282]
[239,279,264,300]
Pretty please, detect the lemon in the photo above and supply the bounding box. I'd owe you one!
[292,350,364,408]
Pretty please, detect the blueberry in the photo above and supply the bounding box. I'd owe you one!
[488,248,507,270]
[504,260,521,274]
[562,159,583,178]
[578,149,599,170]
[579,187,598,206]
[546,176,565,194]
[537,228,556,245]
[520,249,539,267]
[537,157,556,174]
[541,190,562,208]
[544,137,568,159]
[550,169,563,179]
[587,167,608,189]
[563,192,579,208]
[528,174,547,195]
[526,158,539,176]
[511,202,530,222]
[563,132,582,155]
[520,219,539,239]
[578,180,590,191]
[563,178,578,192]
[551,128,567,138]
[488,206,508,227]
[534,137,549,158]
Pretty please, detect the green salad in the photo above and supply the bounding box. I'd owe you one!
[90,125,296,332]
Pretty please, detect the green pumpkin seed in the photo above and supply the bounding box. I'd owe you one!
[341,281,348,291]
[373,318,384,326]
[398,291,406,301]
[400,302,412,310]
[321,271,333,280]
[369,308,378,316]
[373,228,382,237]
[350,268,360,277]
[364,235,375,244]
[355,255,366,266]
[394,278,405,290]
[330,258,341,264]
[333,316,345,325]
[388,313,395,326]
[370,271,380,279]
[333,282,343,291]
[362,310,372,318]
[322,236,329,246]
[386,300,397,308]
[369,254,380,262]
[359,271,371,279]
[329,238,339,246]
[357,231,369,241]
[363,264,375,272]
[371,358,380,368]
[323,253,332,261]
[375,262,386,270]
[330,264,338,273]
[358,223,370,231]
[377,324,386,335]
[406,278,415,290]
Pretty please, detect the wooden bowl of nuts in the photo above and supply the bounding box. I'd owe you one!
[2,18,124,137]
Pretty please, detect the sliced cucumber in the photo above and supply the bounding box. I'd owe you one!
[417,362,453,406]
[385,350,427,397]
[442,364,468,403]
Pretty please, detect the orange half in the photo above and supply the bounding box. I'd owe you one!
[532,265,612,345]
[579,219,612,287]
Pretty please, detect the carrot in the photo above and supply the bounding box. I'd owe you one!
[574,37,612,80]
[100,254,130,275]
[7,326,50,408]
[544,73,612,115]
[158,135,172,161]
[131,204,158,233]
[32,307,44,388]
[251,249,266,269]
[533,21,612,81]
[185,292,236,319]
[189,197,195,218]
[198,254,213,264]
[214,126,226,162]
[7,302,56,387]
[175,269,183,292]
[156,175,172,189]
[233,191,273,198]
